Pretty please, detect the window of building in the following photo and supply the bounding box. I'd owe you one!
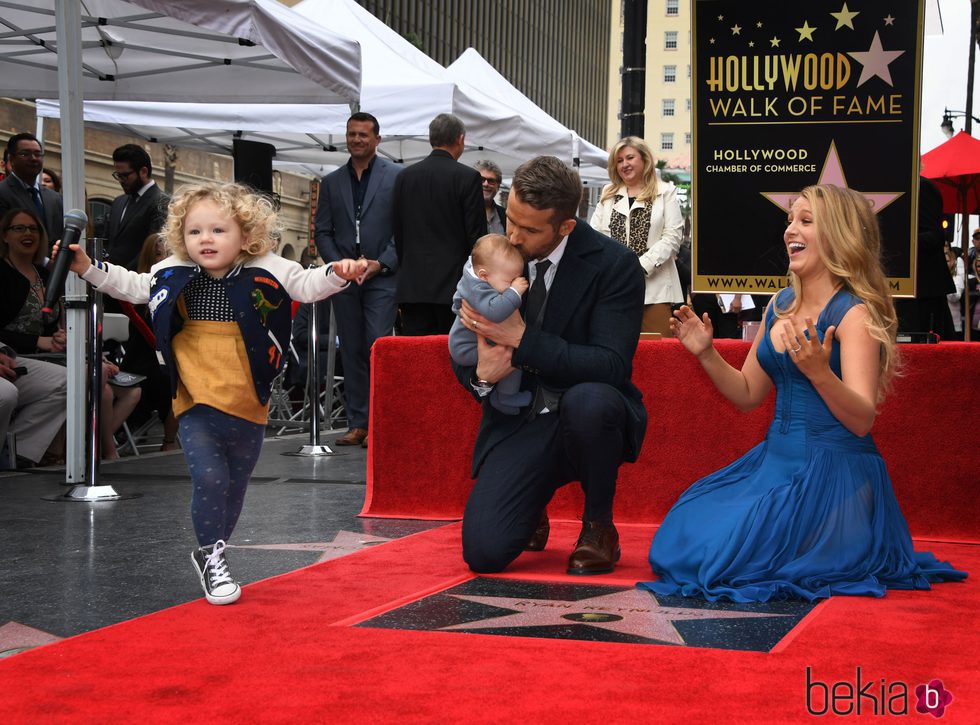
[661,133,674,151]
[685,132,692,146]
[686,98,692,112]
[666,0,679,16]
[663,99,675,117]
[664,64,676,83]
[665,31,678,50]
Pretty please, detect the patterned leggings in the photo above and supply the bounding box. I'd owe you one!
[179,405,266,547]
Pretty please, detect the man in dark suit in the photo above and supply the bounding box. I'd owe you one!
[894,177,956,338]
[0,133,63,244]
[474,159,507,235]
[393,113,486,335]
[106,144,168,271]
[453,156,647,575]
[314,112,401,447]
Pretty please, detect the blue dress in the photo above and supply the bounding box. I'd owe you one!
[639,288,967,602]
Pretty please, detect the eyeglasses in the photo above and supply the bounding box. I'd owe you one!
[111,170,137,181]
[6,224,41,234]
[480,177,500,186]
[14,150,44,159]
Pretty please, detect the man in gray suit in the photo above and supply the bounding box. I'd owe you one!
[314,112,401,447]
[0,133,63,245]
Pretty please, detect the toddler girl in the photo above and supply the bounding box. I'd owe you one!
[62,182,366,605]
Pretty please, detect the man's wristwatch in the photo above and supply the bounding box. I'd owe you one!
[377,262,391,276]
[470,371,495,396]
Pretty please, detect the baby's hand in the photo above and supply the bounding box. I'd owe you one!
[512,276,529,295]
[332,258,369,282]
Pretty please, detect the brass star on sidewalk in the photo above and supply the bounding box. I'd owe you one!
[233,530,391,563]
[441,589,789,645]
[847,31,905,87]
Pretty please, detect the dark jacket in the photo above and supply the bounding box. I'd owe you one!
[452,219,648,476]
[0,176,64,244]
[106,183,169,271]
[0,260,58,353]
[393,149,487,305]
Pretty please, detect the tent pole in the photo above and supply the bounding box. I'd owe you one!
[56,0,90,483]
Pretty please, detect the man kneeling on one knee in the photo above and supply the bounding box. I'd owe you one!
[452,156,647,575]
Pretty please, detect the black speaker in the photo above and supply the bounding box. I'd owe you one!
[233,139,275,193]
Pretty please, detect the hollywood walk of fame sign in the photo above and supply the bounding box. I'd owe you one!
[692,0,923,295]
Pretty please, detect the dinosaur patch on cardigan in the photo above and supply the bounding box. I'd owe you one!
[254,276,280,290]
[251,288,282,324]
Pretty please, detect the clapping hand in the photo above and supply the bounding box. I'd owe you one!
[781,315,834,381]
[670,305,714,358]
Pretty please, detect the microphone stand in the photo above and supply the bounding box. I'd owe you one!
[46,237,140,502]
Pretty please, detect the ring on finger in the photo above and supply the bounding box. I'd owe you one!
[791,343,802,353]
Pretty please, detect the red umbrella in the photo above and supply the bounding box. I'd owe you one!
[921,130,979,340]
[921,130,980,214]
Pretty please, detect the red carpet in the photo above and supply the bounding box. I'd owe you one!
[0,523,976,722]
[365,339,980,542]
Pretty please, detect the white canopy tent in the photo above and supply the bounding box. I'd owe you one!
[1,0,363,487]
[34,0,611,182]
[446,47,611,183]
[0,0,361,104]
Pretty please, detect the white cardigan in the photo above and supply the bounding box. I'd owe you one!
[590,182,684,305]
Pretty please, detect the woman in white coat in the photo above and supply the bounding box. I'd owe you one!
[590,136,684,335]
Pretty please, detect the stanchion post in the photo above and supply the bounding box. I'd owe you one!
[45,237,140,502]
[286,281,339,457]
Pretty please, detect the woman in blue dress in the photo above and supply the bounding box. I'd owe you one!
[640,184,966,602]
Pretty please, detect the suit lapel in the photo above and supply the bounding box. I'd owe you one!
[337,169,355,225]
[360,159,384,216]
[541,223,601,335]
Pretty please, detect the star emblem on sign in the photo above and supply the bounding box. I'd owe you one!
[847,31,905,86]
[761,141,903,214]
[440,588,790,645]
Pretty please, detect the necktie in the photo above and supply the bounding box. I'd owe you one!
[525,260,552,326]
[29,186,44,220]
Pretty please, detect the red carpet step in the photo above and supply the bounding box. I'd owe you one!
[366,338,980,542]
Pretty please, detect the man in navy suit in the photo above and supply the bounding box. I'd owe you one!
[315,112,401,447]
[106,144,168,271]
[453,156,647,575]
[0,133,63,245]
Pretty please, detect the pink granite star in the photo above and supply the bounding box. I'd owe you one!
[233,530,391,563]
[441,589,790,645]
[847,31,905,86]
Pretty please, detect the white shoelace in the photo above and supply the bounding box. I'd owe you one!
[205,540,234,585]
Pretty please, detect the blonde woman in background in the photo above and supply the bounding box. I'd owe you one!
[590,136,684,335]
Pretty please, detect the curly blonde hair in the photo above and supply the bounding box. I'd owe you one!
[777,184,900,402]
[162,182,280,263]
[599,136,659,205]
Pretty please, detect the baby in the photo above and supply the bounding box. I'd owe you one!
[449,233,531,415]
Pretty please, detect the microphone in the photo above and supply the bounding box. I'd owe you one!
[42,209,88,322]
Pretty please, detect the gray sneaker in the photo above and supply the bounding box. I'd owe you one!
[190,540,241,605]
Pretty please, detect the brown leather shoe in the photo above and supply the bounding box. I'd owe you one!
[567,521,620,575]
[335,427,368,446]
[524,510,550,551]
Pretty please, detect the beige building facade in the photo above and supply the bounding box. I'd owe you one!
[606,0,693,170]
[1,99,317,262]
